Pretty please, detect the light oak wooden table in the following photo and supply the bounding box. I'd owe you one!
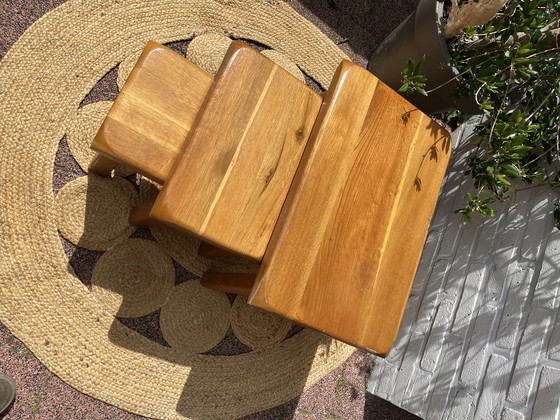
[90,41,452,356]
[248,61,451,356]
[90,41,213,184]
[150,42,322,262]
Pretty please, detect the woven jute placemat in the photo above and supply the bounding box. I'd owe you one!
[0,0,356,418]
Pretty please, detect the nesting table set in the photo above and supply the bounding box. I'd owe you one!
[89,41,451,356]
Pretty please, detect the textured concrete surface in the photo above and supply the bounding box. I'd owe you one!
[368,117,560,420]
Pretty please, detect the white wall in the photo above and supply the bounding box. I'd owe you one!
[367,117,560,420]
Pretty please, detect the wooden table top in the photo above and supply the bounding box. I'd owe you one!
[91,42,213,184]
[249,60,452,356]
[151,42,322,262]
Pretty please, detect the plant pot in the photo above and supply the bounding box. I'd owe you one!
[0,375,16,416]
[367,0,480,114]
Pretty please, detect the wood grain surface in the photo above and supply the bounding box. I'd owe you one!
[151,41,322,262]
[90,41,213,183]
[249,61,452,356]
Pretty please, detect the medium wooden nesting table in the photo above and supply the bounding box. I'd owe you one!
[90,41,451,356]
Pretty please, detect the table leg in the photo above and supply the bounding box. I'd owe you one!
[201,272,255,296]
[198,242,234,258]
[88,153,119,176]
[129,199,163,228]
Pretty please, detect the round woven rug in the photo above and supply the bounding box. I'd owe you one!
[0,1,357,419]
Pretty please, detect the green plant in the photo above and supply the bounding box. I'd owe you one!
[2,334,34,357]
[402,0,560,227]
[33,372,52,414]
[399,55,428,96]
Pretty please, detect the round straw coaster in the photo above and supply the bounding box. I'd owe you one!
[186,33,233,76]
[55,174,140,251]
[66,101,113,172]
[0,0,354,418]
[231,296,292,350]
[160,280,232,353]
[91,238,175,318]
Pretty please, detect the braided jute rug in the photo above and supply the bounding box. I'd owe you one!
[0,0,365,418]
